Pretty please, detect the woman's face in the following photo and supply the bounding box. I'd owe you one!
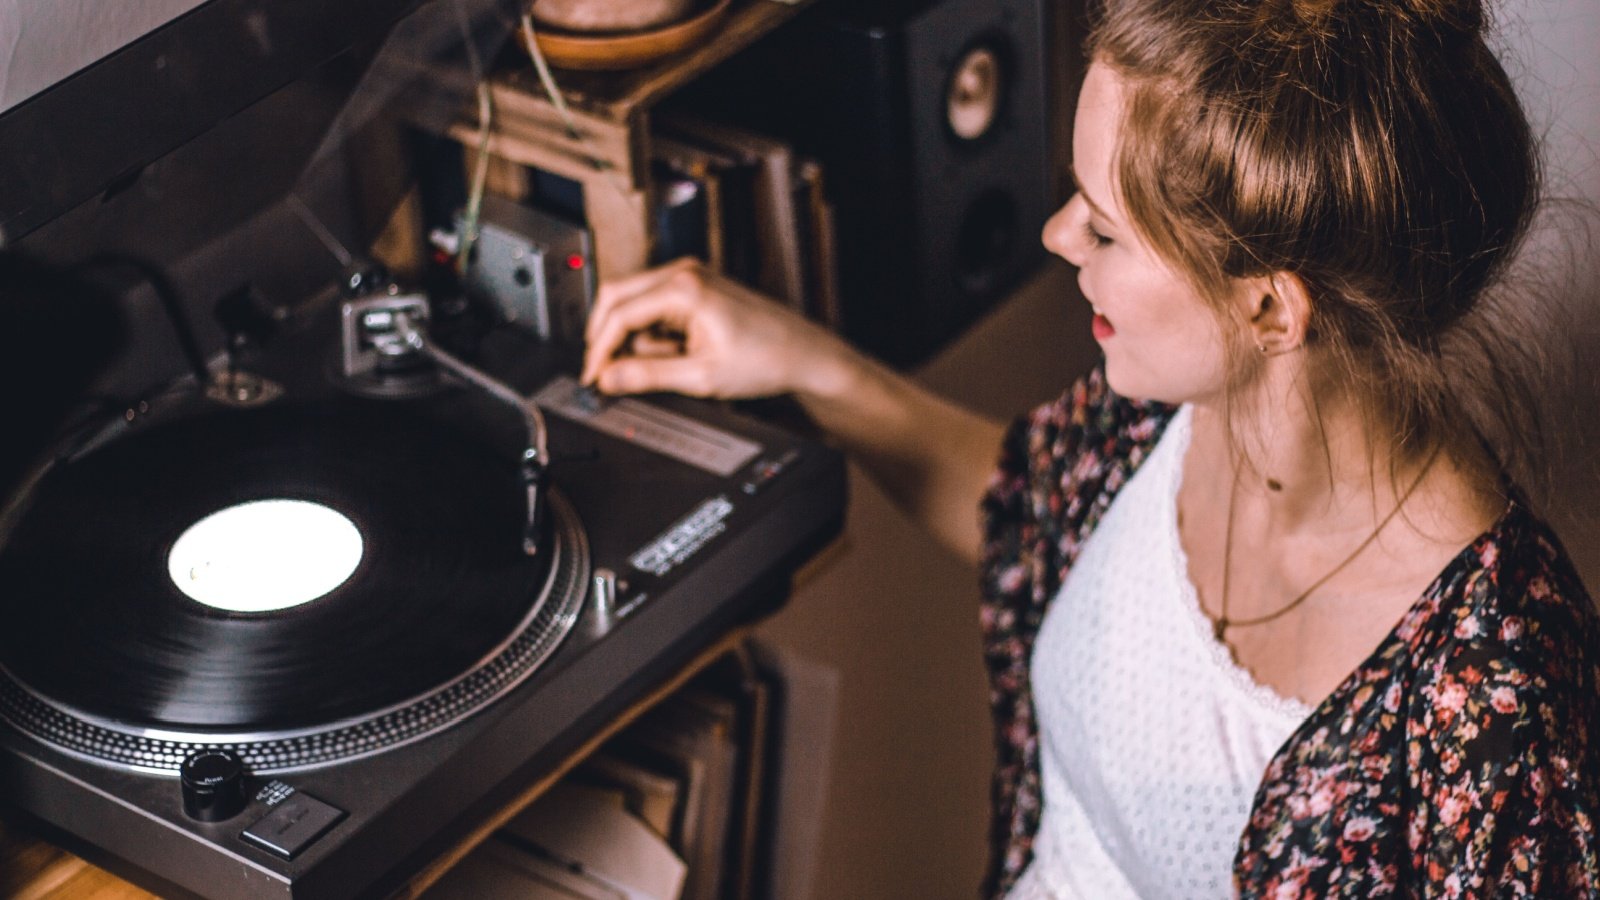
[1042,62,1243,405]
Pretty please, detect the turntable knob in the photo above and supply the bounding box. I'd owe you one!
[181,749,248,822]
[592,567,619,631]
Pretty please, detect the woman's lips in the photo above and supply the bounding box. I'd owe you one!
[1091,312,1115,340]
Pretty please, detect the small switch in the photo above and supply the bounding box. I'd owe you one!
[741,449,802,496]
[241,792,346,860]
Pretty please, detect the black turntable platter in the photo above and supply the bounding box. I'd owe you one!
[0,398,574,741]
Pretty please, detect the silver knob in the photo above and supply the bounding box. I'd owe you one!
[592,568,618,630]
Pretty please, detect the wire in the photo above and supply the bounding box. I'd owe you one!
[519,11,631,195]
[456,7,635,281]
[456,80,495,276]
[520,12,584,142]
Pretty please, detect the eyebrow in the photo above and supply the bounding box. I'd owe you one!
[1069,168,1117,224]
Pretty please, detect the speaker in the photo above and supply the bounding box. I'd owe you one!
[670,0,1055,367]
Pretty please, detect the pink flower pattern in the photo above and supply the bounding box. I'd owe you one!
[979,366,1600,898]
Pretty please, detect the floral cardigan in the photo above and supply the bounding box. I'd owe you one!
[977,366,1600,898]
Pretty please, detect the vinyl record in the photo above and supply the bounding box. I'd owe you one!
[0,398,556,734]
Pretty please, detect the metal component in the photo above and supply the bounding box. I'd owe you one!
[204,370,284,407]
[342,295,550,554]
[385,311,550,556]
[340,294,434,382]
[591,567,618,631]
[343,294,550,553]
[451,194,596,344]
[534,375,761,476]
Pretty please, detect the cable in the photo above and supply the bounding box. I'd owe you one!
[456,80,495,275]
[519,11,631,195]
[520,12,584,142]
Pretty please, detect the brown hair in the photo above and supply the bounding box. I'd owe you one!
[1086,0,1548,496]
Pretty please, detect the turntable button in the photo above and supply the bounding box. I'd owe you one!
[241,792,347,860]
[180,749,248,822]
[741,448,803,496]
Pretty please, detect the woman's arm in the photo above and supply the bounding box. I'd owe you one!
[582,258,1004,563]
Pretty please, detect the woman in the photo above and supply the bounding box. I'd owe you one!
[582,0,1600,895]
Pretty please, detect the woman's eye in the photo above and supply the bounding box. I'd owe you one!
[1083,222,1113,248]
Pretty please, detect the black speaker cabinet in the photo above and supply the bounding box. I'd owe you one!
[670,0,1055,367]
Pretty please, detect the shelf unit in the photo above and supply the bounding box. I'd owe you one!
[441,0,818,281]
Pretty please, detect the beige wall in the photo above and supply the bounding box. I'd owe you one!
[755,263,1099,900]
[1494,0,1600,591]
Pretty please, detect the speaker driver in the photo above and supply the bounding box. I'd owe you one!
[946,44,1003,141]
[956,188,1020,294]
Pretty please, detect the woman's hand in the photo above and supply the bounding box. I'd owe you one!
[582,257,1003,564]
[580,258,847,400]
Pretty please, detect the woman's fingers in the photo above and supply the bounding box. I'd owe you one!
[580,286,701,384]
[595,354,716,397]
[586,257,701,344]
[629,331,685,357]
[581,257,814,399]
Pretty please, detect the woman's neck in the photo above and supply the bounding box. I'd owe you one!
[1185,358,1494,543]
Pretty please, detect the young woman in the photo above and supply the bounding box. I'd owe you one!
[582,0,1600,895]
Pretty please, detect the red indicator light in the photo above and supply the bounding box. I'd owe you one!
[566,254,585,270]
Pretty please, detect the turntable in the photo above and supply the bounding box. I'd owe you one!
[0,277,842,898]
[0,1,845,897]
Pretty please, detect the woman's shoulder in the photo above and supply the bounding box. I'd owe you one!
[1241,503,1600,895]
[1399,500,1600,765]
[989,362,1175,489]
[981,363,1175,566]
[1411,501,1599,673]
[1022,364,1172,450]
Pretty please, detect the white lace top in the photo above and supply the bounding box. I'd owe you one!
[1005,405,1312,899]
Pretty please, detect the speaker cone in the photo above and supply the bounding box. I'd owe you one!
[946,44,1003,141]
[956,188,1020,294]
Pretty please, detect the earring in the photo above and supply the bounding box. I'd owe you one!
[1257,343,1268,354]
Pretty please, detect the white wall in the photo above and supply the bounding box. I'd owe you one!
[1494,0,1600,587]
[1499,0,1600,203]
[0,1,208,112]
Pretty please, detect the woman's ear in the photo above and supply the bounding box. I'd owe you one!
[1242,272,1312,355]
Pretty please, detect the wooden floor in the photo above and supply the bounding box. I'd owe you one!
[0,824,159,900]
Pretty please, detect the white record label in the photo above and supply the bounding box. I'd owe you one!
[167,499,364,613]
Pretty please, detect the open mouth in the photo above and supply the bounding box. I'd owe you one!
[1091,308,1115,340]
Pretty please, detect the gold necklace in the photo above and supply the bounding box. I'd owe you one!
[1212,451,1437,642]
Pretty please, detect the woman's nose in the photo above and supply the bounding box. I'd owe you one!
[1042,193,1088,266]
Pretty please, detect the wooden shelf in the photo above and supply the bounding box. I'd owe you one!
[440,0,817,280]
[515,0,813,122]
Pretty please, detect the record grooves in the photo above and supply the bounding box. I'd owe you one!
[0,399,590,773]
